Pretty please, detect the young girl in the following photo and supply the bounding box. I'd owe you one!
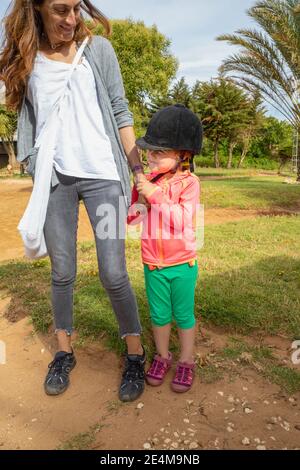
[128,104,203,392]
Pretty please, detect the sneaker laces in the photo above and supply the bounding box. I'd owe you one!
[175,365,192,384]
[123,358,144,382]
[149,358,166,377]
[48,355,70,377]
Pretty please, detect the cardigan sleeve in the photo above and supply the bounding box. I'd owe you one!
[100,37,134,129]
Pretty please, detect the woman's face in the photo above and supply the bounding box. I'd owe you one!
[36,0,82,44]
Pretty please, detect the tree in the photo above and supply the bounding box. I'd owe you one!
[93,19,178,114]
[148,77,192,115]
[248,116,293,172]
[192,78,253,168]
[217,0,300,179]
[237,91,265,167]
[0,105,17,170]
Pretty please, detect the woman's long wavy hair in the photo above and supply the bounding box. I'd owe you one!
[0,0,111,111]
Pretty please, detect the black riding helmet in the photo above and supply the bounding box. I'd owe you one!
[136,104,203,155]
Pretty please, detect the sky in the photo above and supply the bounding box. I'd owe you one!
[0,0,279,117]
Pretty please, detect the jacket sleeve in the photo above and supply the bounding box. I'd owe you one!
[101,38,134,129]
[146,177,200,231]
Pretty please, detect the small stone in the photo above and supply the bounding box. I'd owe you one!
[228,395,235,403]
[136,402,144,410]
[257,445,266,450]
[167,423,171,426]
[31,418,37,423]
[273,401,277,404]
[242,387,248,391]
[281,421,290,432]
[184,440,190,445]
[153,438,159,444]
[181,432,186,436]
[173,432,179,438]
[263,400,269,405]
[41,348,45,354]
[218,391,224,397]
[266,425,273,431]
[186,400,194,405]
[28,437,32,441]
[160,428,165,432]
[171,442,179,449]
[143,443,151,450]
[189,442,198,449]
[244,407,253,414]
[270,437,276,441]
[269,417,278,424]
[242,437,250,446]
[183,418,190,424]
[254,438,261,444]
[187,428,195,433]
[164,438,171,444]
[289,397,296,403]
[224,409,229,414]
[227,426,234,433]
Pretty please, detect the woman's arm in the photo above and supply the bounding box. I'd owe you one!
[119,125,145,182]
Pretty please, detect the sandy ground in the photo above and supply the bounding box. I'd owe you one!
[0,178,300,450]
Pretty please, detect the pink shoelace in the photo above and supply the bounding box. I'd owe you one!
[147,357,169,379]
[173,364,193,385]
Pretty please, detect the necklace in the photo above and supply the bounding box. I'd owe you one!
[42,33,66,50]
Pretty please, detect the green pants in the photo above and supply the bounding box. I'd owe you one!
[144,262,198,329]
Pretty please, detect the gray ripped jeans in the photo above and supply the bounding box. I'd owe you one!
[43,171,141,338]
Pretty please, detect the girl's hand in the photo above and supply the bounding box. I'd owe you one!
[137,193,150,209]
[136,179,157,199]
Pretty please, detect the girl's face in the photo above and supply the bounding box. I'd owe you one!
[146,149,179,173]
[36,1,82,44]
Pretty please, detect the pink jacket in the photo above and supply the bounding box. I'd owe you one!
[127,171,200,268]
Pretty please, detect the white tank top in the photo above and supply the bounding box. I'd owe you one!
[27,52,120,181]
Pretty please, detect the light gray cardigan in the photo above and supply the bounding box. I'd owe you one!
[17,35,133,207]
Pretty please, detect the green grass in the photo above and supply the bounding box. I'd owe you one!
[198,215,300,335]
[199,176,300,210]
[0,216,299,345]
[57,423,104,450]
[218,337,300,395]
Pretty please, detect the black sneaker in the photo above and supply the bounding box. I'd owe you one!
[44,350,76,396]
[119,348,146,402]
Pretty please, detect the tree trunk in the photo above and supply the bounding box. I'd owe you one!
[3,140,17,169]
[297,160,300,182]
[227,141,236,169]
[238,142,249,168]
[214,140,220,168]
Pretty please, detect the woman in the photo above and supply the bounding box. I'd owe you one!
[0,0,146,402]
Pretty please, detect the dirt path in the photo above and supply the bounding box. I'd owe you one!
[1,294,300,450]
[1,178,300,450]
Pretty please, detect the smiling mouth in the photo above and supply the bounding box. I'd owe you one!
[59,25,74,34]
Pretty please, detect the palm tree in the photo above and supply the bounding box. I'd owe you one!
[217,0,300,179]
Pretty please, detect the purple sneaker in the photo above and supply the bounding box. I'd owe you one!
[171,361,195,393]
[146,352,172,386]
